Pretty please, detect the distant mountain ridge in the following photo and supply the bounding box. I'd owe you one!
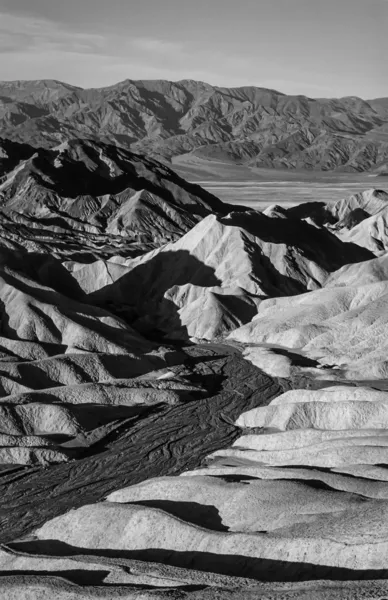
[1,78,388,172]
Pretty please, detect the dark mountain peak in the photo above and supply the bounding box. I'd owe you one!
[0,137,37,173]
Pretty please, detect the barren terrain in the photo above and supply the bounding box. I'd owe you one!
[1,79,388,599]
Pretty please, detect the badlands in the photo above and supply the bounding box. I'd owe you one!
[2,82,388,599]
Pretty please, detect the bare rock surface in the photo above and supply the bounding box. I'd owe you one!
[229,278,388,378]
[325,253,388,287]
[69,210,371,341]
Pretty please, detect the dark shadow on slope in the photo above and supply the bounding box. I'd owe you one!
[0,353,169,393]
[285,201,330,224]
[9,541,388,582]
[62,405,168,456]
[209,292,259,325]
[211,475,261,483]
[0,247,87,302]
[286,203,374,232]
[0,268,151,352]
[23,253,88,301]
[91,250,222,342]
[221,211,374,270]
[106,549,388,582]
[337,208,371,230]
[0,137,37,172]
[249,250,309,296]
[0,569,111,586]
[0,574,208,593]
[0,298,19,341]
[215,473,366,494]
[131,86,188,136]
[177,372,226,394]
[65,404,162,432]
[270,348,320,368]
[132,500,229,532]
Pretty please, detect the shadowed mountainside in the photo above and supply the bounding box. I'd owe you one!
[0,136,231,256]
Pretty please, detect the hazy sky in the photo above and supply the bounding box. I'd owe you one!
[0,0,387,98]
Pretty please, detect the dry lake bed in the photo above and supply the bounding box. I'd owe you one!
[174,158,388,209]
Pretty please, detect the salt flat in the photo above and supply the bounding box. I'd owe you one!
[174,158,388,208]
[194,181,386,208]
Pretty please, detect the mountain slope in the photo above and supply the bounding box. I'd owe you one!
[0,137,228,254]
[1,79,388,171]
[66,210,372,341]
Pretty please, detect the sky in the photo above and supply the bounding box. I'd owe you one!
[0,0,387,98]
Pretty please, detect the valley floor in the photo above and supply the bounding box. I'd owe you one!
[174,158,388,208]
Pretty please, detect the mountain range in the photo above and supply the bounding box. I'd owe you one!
[1,78,388,172]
